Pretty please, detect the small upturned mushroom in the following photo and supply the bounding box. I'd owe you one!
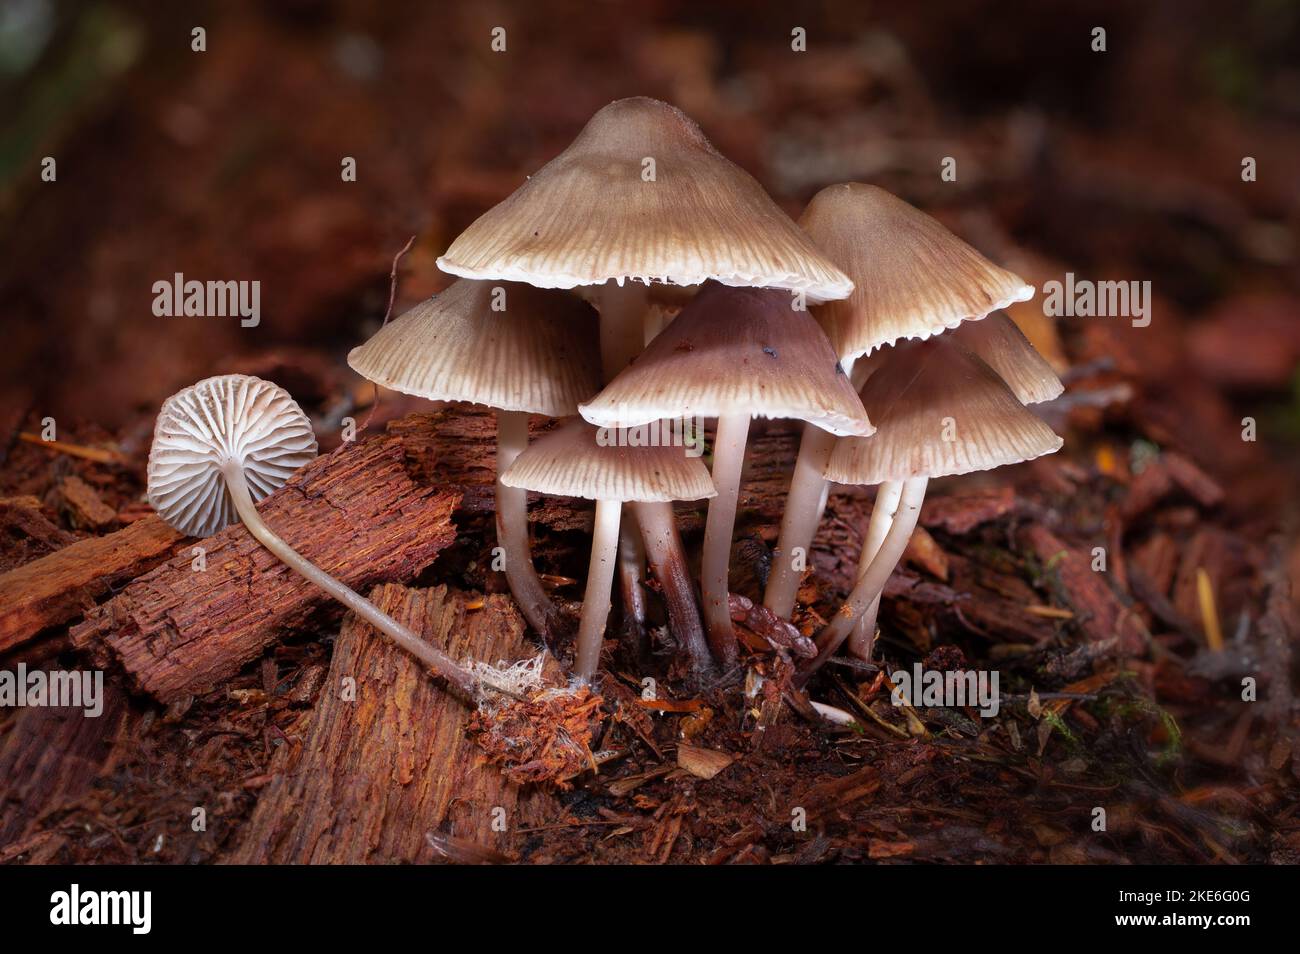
[765,183,1035,621]
[147,374,500,703]
[580,283,872,664]
[796,338,1062,682]
[347,279,601,645]
[500,418,716,684]
[437,96,857,663]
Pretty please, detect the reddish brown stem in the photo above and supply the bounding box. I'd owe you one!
[637,499,714,677]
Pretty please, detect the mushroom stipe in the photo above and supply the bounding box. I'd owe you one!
[796,476,929,686]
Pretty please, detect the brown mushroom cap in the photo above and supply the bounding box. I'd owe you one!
[825,338,1061,485]
[950,312,1063,405]
[801,183,1034,360]
[437,97,853,302]
[500,418,716,503]
[347,279,601,417]
[580,283,873,437]
[147,374,318,537]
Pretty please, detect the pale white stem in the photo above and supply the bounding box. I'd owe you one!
[846,480,904,660]
[798,477,929,685]
[596,279,653,659]
[638,498,712,674]
[495,409,561,643]
[596,279,650,381]
[222,462,483,702]
[701,412,748,665]
[575,498,622,683]
[596,280,710,674]
[763,423,837,619]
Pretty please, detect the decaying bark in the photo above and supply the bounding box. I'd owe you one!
[388,409,801,532]
[229,583,555,864]
[0,677,134,852]
[57,475,119,529]
[388,409,504,516]
[0,516,183,654]
[70,436,460,703]
[0,495,75,571]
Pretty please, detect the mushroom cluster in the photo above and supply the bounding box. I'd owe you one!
[145,97,1065,717]
[349,97,1064,693]
[412,95,864,685]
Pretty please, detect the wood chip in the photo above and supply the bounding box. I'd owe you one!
[0,515,182,653]
[676,743,735,780]
[59,475,118,529]
[903,525,950,581]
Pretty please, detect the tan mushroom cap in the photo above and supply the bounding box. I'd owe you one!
[825,338,1062,485]
[437,97,854,302]
[580,283,873,437]
[147,374,318,537]
[500,418,716,503]
[949,312,1063,405]
[347,279,601,417]
[801,183,1034,360]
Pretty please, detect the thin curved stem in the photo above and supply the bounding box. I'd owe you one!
[796,477,928,687]
[701,413,748,666]
[764,356,858,620]
[618,505,649,657]
[595,279,703,678]
[596,279,653,672]
[221,462,487,703]
[495,410,563,645]
[575,498,621,683]
[637,499,713,676]
[763,423,837,619]
[846,480,904,659]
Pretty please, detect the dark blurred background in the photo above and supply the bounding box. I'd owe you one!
[1,0,1298,514]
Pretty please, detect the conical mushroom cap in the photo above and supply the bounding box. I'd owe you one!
[950,312,1063,405]
[500,418,716,503]
[580,283,873,437]
[147,374,318,537]
[437,97,854,302]
[347,279,601,417]
[801,183,1034,360]
[825,338,1062,485]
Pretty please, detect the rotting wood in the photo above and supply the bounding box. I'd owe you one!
[229,583,556,864]
[58,475,118,529]
[0,496,76,572]
[0,516,183,654]
[0,676,135,849]
[70,435,460,703]
[389,409,798,533]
